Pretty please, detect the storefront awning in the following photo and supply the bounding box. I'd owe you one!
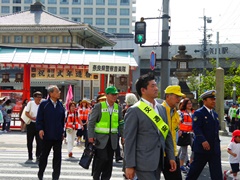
[0,46,138,67]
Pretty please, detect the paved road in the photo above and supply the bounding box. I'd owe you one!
[0,130,237,180]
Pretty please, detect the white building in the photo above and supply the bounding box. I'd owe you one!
[0,0,136,34]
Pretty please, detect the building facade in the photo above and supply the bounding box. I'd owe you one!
[0,0,136,34]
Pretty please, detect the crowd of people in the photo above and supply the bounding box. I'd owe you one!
[0,73,240,180]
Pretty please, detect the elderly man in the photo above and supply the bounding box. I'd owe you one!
[36,85,65,180]
[162,85,185,180]
[88,86,124,180]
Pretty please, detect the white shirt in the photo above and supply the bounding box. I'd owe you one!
[25,101,40,119]
[228,141,240,163]
[141,98,159,115]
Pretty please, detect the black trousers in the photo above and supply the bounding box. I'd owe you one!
[162,156,182,180]
[186,152,222,180]
[92,139,114,180]
[38,139,62,180]
[26,122,42,159]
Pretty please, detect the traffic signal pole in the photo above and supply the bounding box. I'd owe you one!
[160,0,170,99]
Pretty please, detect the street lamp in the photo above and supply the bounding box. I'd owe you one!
[233,83,236,104]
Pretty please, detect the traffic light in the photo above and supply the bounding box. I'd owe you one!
[135,21,146,44]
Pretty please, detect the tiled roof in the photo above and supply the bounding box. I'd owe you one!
[0,9,80,26]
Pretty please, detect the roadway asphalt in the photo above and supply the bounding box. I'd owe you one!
[0,129,236,180]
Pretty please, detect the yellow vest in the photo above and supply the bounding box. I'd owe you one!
[95,102,119,134]
[162,101,180,156]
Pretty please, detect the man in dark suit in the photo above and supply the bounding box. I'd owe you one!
[124,73,176,180]
[88,86,124,180]
[186,90,223,180]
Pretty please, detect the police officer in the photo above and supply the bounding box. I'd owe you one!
[88,86,124,180]
[186,90,223,180]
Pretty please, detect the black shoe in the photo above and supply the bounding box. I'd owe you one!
[115,156,123,162]
[28,157,33,161]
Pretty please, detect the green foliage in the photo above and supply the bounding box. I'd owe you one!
[187,58,240,100]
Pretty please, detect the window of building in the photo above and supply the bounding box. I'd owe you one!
[51,36,59,43]
[84,8,93,15]
[39,36,47,43]
[83,87,90,99]
[72,0,80,4]
[13,6,21,13]
[3,36,10,43]
[120,0,129,5]
[48,7,57,14]
[93,87,100,100]
[72,17,81,22]
[108,0,117,5]
[120,28,129,33]
[24,6,30,10]
[41,0,45,3]
[72,8,81,15]
[26,36,34,43]
[108,18,117,25]
[13,0,21,3]
[108,8,117,15]
[63,36,71,43]
[120,8,129,15]
[2,0,10,3]
[48,0,56,4]
[60,7,69,15]
[24,0,32,3]
[96,0,104,5]
[84,0,93,5]
[107,28,116,33]
[14,36,22,43]
[1,6,9,13]
[60,0,68,4]
[120,18,129,25]
[96,18,105,25]
[84,18,93,25]
[96,8,104,15]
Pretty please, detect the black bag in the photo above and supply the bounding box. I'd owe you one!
[79,143,95,169]
[177,133,192,146]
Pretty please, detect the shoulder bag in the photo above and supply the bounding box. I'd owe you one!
[20,102,32,125]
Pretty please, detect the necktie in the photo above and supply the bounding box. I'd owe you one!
[210,110,215,119]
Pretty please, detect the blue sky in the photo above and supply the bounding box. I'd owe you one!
[136,0,240,45]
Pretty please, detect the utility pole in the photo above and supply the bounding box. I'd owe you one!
[160,0,170,99]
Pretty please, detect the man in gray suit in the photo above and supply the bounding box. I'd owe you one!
[124,73,176,180]
[88,86,124,180]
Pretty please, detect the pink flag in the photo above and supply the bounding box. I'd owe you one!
[65,85,73,111]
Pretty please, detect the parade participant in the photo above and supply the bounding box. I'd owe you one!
[25,91,42,161]
[77,99,90,145]
[88,86,124,180]
[178,98,194,173]
[124,73,176,180]
[36,85,65,180]
[162,85,185,180]
[186,90,223,180]
[65,101,83,158]
[224,129,240,180]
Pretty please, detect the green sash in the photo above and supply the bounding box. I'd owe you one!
[137,101,169,139]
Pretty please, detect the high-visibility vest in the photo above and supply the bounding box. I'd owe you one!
[179,110,194,132]
[95,102,119,134]
[232,108,237,118]
[78,107,90,121]
[65,111,81,130]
